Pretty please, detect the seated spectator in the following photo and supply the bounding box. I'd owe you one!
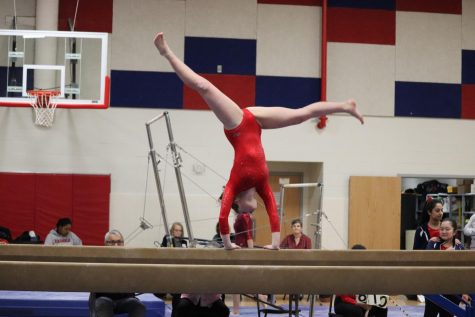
[0,226,12,244]
[334,244,388,317]
[90,229,145,317]
[463,213,475,250]
[44,218,82,246]
[175,294,229,317]
[425,219,471,317]
[280,219,312,249]
[161,222,187,248]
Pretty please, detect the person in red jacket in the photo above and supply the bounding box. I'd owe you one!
[233,209,254,249]
[280,219,312,249]
[154,32,364,251]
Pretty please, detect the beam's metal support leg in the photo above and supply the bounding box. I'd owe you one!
[308,294,316,317]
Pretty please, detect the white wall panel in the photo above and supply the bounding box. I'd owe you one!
[111,0,185,72]
[327,43,395,117]
[256,4,321,77]
[462,0,475,50]
[185,0,257,39]
[396,11,462,83]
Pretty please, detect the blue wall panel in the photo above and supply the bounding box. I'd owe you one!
[395,81,461,118]
[256,76,320,108]
[462,50,475,84]
[328,0,395,10]
[110,70,183,108]
[185,37,256,75]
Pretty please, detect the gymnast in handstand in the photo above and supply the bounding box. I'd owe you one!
[154,32,364,250]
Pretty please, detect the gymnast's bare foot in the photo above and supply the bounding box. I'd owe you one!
[344,99,364,124]
[154,32,171,57]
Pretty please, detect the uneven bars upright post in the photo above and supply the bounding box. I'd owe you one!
[315,184,324,249]
[164,112,195,244]
[145,112,171,246]
[278,184,286,232]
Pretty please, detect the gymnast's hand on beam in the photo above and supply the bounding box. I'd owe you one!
[224,243,241,250]
[262,232,281,250]
[221,233,241,250]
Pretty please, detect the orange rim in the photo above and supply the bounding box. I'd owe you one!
[27,90,61,97]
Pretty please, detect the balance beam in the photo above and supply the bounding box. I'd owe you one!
[0,261,474,294]
[1,245,474,294]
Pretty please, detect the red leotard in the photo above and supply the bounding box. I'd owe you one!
[219,108,280,235]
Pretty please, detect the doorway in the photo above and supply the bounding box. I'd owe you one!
[254,173,303,246]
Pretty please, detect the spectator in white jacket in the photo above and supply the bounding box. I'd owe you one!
[464,214,475,250]
[44,218,82,246]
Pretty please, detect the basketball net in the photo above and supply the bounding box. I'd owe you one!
[27,90,60,128]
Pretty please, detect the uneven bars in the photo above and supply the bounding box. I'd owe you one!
[146,112,167,126]
[281,182,322,188]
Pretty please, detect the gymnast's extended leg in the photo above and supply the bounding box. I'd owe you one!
[248,99,363,129]
[154,32,242,130]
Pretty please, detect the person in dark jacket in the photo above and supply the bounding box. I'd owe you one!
[413,198,444,250]
[161,222,188,248]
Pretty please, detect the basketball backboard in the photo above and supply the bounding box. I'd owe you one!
[0,29,109,109]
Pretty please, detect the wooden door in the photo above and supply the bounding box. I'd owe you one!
[254,174,303,246]
[348,176,401,249]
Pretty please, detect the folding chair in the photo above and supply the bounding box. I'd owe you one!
[245,294,300,317]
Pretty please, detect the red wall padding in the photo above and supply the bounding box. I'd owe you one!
[58,0,113,33]
[184,74,256,110]
[36,174,74,242]
[0,172,110,245]
[72,175,110,245]
[0,173,36,238]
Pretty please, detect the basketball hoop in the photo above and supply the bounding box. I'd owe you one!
[27,90,60,127]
